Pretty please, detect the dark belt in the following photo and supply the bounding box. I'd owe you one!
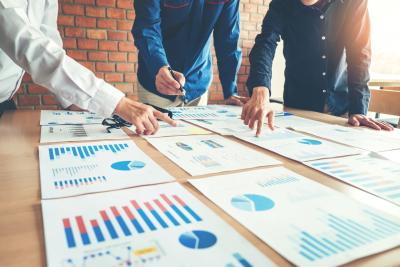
[0,99,17,116]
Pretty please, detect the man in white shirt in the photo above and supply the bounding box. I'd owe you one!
[0,0,175,135]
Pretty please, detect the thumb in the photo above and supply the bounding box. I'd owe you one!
[348,116,360,126]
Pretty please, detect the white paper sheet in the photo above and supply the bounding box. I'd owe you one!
[129,121,211,138]
[190,167,400,267]
[186,118,252,135]
[295,125,400,152]
[377,149,400,164]
[305,153,400,205]
[40,124,129,143]
[234,128,362,162]
[168,105,242,120]
[146,135,281,176]
[39,140,174,199]
[274,114,330,129]
[40,110,104,125]
[41,182,276,267]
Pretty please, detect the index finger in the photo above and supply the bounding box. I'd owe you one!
[256,112,266,137]
[154,110,177,126]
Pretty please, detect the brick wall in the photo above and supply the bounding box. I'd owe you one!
[16,0,270,110]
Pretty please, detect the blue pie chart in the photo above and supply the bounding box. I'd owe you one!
[298,138,322,145]
[111,160,145,171]
[231,194,275,212]
[179,230,217,249]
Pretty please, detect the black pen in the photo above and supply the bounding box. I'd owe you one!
[167,66,186,95]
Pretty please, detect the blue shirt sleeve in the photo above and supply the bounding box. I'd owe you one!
[213,0,242,99]
[345,0,371,115]
[132,0,169,78]
[246,0,285,96]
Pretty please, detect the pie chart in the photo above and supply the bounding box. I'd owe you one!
[179,230,217,249]
[111,160,145,171]
[231,194,275,212]
[298,138,322,145]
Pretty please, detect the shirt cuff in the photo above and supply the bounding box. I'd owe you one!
[149,54,169,78]
[87,82,125,117]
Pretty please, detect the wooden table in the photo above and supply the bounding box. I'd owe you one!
[0,109,399,267]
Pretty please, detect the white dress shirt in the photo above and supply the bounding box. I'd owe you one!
[0,0,124,117]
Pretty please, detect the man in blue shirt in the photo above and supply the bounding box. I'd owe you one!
[132,0,247,107]
[242,0,393,135]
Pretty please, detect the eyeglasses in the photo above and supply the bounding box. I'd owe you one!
[102,115,132,133]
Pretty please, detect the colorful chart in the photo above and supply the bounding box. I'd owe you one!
[39,140,173,199]
[42,183,276,267]
[40,110,104,125]
[179,230,217,249]
[231,194,275,212]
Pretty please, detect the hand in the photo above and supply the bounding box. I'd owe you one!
[155,66,185,95]
[241,87,275,136]
[224,95,250,106]
[348,114,394,131]
[114,97,177,135]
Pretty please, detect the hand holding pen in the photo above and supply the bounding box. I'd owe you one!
[155,66,186,96]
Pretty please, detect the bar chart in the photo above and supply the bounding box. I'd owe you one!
[39,141,173,199]
[306,154,400,205]
[42,183,276,267]
[294,209,400,263]
[61,193,202,248]
[40,110,103,125]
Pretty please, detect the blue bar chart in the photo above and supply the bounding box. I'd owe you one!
[47,142,129,161]
[296,209,400,262]
[61,194,202,248]
[306,155,400,205]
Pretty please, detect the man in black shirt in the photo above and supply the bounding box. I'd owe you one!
[242,0,393,135]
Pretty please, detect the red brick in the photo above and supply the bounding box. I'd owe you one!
[117,20,132,31]
[127,10,135,20]
[22,74,32,83]
[75,0,95,4]
[124,73,136,82]
[128,52,137,62]
[27,84,49,94]
[105,73,123,82]
[116,63,134,72]
[57,15,74,26]
[107,31,127,40]
[87,29,107,39]
[62,4,84,16]
[96,62,115,72]
[109,52,127,62]
[18,95,40,106]
[86,6,106,17]
[96,0,116,7]
[63,38,77,49]
[42,95,59,105]
[107,8,125,19]
[117,0,133,9]
[118,41,135,52]
[67,50,87,60]
[99,40,118,51]
[76,17,96,28]
[77,39,98,50]
[97,19,117,29]
[114,83,134,93]
[65,27,85,38]
[88,51,108,61]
